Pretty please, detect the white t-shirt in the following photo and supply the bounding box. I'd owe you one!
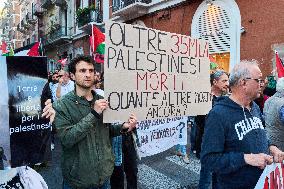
[58,80,74,98]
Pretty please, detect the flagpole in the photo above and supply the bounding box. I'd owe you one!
[39,38,43,56]
[89,30,92,56]
[92,23,95,57]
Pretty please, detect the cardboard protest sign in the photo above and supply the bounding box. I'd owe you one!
[254,161,284,189]
[137,117,187,157]
[0,56,51,168]
[104,21,211,123]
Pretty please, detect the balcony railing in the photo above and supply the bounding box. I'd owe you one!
[26,12,37,25]
[77,9,103,28]
[42,26,71,47]
[49,26,67,40]
[112,0,151,12]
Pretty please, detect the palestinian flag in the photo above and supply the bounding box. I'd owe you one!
[2,52,9,56]
[14,42,43,56]
[275,51,284,78]
[1,41,8,56]
[94,43,105,64]
[90,25,105,63]
[209,55,218,71]
[8,45,14,56]
[1,44,14,56]
[27,42,41,56]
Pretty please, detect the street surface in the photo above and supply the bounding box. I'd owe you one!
[39,128,200,189]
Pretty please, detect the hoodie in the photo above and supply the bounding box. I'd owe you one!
[201,96,269,189]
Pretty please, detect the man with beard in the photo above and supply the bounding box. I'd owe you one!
[51,55,137,189]
[196,69,229,159]
[197,69,229,189]
[50,72,59,102]
[201,60,284,189]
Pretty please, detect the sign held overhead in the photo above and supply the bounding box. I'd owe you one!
[104,21,211,123]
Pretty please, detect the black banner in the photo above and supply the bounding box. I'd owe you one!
[6,56,51,167]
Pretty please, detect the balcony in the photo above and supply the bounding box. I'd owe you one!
[20,19,30,30]
[26,12,37,25]
[17,23,27,34]
[21,19,31,30]
[42,26,72,48]
[33,3,45,17]
[41,0,55,9]
[77,8,103,33]
[112,0,151,20]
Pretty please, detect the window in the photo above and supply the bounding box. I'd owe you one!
[191,0,241,70]
[210,53,230,72]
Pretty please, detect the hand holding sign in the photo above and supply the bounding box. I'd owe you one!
[42,99,55,123]
[93,99,109,114]
[244,153,273,169]
[269,145,284,163]
[122,113,137,132]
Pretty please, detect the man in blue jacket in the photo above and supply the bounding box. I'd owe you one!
[201,60,284,189]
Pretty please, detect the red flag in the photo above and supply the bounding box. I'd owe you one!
[275,52,284,78]
[58,58,67,66]
[209,55,216,63]
[94,54,104,64]
[27,42,40,56]
[89,26,105,53]
[1,41,8,54]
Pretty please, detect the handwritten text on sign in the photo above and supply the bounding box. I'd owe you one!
[137,117,187,158]
[104,21,211,122]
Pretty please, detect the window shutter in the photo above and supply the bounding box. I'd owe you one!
[196,5,231,54]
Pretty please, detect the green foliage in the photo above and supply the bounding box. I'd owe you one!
[49,20,60,34]
[76,5,96,21]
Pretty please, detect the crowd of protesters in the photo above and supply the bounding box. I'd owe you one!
[1,55,284,189]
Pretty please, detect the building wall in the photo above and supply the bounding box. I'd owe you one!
[141,1,201,36]
[133,0,284,77]
[237,0,284,77]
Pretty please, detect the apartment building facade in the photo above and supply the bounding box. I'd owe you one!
[50,0,283,76]
[2,0,283,76]
[0,0,22,49]
[39,0,104,70]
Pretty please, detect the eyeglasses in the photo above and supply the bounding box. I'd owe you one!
[245,78,265,84]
